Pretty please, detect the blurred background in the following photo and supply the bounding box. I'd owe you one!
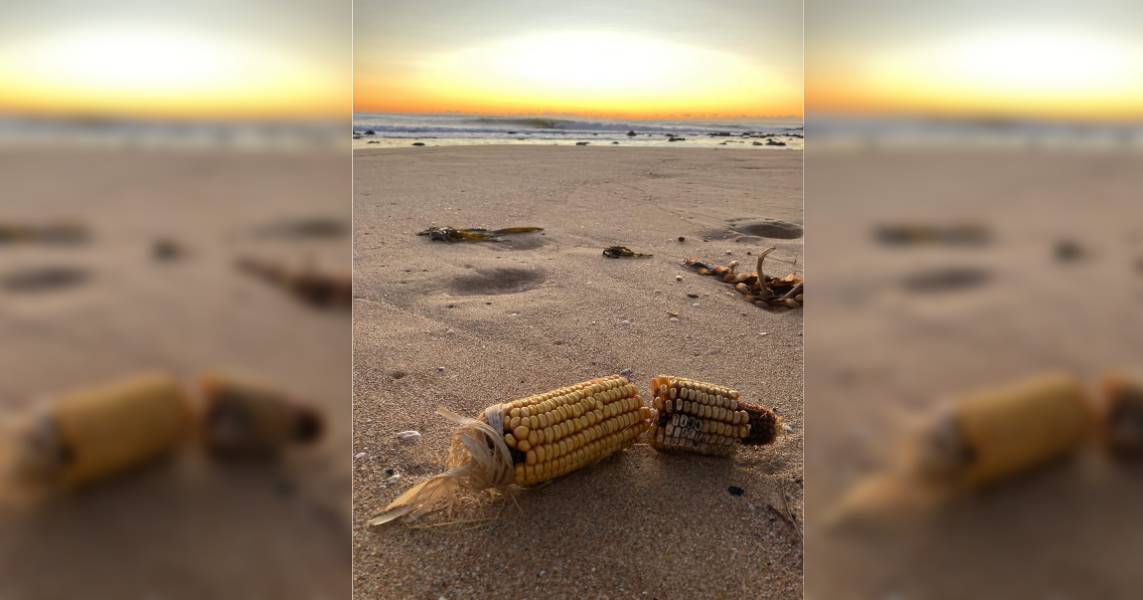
[0,1,351,599]
[805,1,1143,599]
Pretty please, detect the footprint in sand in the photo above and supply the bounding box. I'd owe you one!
[252,216,348,240]
[728,218,804,240]
[1,266,90,293]
[700,218,804,242]
[900,266,991,293]
[448,268,545,295]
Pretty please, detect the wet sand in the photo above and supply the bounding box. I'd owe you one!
[353,146,804,599]
[0,147,351,599]
[805,149,1143,599]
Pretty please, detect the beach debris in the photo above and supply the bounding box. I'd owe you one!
[873,222,991,247]
[2,373,190,492]
[1099,372,1143,457]
[648,376,783,457]
[369,375,652,526]
[728,485,745,496]
[152,238,183,261]
[199,371,324,459]
[602,245,652,259]
[412,142,426,147]
[236,256,351,309]
[417,226,544,243]
[0,221,90,246]
[1054,239,1085,262]
[683,247,803,310]
[668,136,686,142]
[766,139,787,147]
[678,236,686,242]
[396,430,423,445]
[626,130,637,137]
[827,374,1095,530]
[575,141,590,146]
[619,368,634,377]
[675,275,683,282]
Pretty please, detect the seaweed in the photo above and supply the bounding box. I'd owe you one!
[602,246,653,259]
[417,226,544,243]
[682,246,803,310]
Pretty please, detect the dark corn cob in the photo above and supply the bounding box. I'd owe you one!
[648,375,782,457]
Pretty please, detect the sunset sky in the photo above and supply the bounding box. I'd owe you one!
[807,0,1143,121]
[0,0,349,119]
[355,0,804,119]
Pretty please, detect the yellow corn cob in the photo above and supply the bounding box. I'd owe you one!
[648,375,782,457]
[912,373,1094,487]
[500,375,653,486]
[370,374,652,526]
[6,372,190,490]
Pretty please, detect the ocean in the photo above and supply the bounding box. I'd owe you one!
[352,113,804,150]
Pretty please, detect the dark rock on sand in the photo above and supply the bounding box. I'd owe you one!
[1055,239,1085,262]
[152,238,183,261]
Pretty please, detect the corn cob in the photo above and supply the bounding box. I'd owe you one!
[1098,372,1143,458]
[827,373,1095,530]
[198,371,324,458]
[500,375,653,485]
[648,375,782,457]
[370,375,652,526]
[4,372,190,490]
[910,373,1094,487]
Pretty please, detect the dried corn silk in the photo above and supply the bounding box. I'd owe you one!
[648,375,782,457]
[369,375,651,527]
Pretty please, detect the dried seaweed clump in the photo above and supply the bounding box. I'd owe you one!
[417,226,543,243]
[684,247,802,310]
[602,246,652,259]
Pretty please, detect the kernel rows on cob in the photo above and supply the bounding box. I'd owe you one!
[498,375,654,486]
[649,375,782,456]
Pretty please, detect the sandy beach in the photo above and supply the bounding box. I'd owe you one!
[0,147,351,599]
[353,146,804,599]
[805,148,1143,599]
